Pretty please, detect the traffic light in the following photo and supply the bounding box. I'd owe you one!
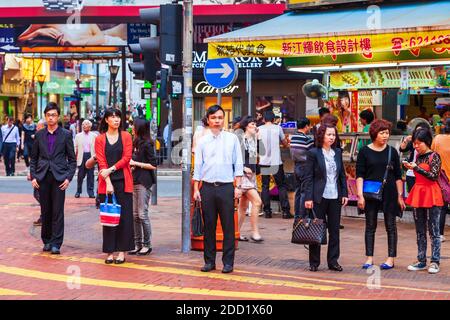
[139,3,183,66]
[128,44,158,82]
[156,68,169,101]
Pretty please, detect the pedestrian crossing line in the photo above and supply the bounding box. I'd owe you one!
[0,265,346,300]
[130,256,450,295]
[0,287,35,296]
[28,253,343,292]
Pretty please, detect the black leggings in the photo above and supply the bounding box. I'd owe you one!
[365,199,397,257]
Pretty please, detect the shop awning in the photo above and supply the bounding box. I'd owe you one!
[206,1,450,63]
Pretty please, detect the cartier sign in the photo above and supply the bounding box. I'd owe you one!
[195,81,239,95]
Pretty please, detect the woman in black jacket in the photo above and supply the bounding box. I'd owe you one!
[304,124,348,272]
[128,119,157,256]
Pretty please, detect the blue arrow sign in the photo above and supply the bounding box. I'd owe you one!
[203,58,238,89]
[0,28,20,53]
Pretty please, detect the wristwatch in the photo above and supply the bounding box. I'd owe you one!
[42,0,84,11]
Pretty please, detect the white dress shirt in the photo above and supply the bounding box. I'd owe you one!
[193,130,244,183]
[1,124,20,146]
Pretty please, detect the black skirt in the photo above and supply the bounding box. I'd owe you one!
[99,180,134,253]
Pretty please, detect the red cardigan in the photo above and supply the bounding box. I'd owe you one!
[95,131,133,194]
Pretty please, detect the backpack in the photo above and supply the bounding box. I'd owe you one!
[429,153,450,203]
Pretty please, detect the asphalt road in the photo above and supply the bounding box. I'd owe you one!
[0,176,182,198]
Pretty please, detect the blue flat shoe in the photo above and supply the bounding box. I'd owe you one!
[362,263,373,269]
[380,263,394,270]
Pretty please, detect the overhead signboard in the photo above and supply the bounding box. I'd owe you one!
[0,26,20,52]
[14,24,128,47]
[288,0,411,10]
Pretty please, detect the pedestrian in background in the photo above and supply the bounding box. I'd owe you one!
[357,109,374,150]
[356,119,405,270]
[22,114,37,168]
[30,102,77,254]
[74,119,96,198]
[304,124,348,272]
[237,116,263,243]
[404,128,443,274]
[95,108,134,264]
[258,110,291,219]
[431,118,450,242]
[15,119,24,163]
[128,118,157,256]
[193,105,243,274]
[1,116,20,176]
[290,117,314,219]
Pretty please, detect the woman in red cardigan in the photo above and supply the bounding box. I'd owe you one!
[95,108,134,264]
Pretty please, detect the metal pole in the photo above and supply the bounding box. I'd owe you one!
[40,85,43,119]
[246,69,252,115]
[182,0,193,253]
[121,47,127,127]
[217,89,222,106]
[108,61,113,106]
[150,80,158,205]
[167,95,173,168]
[96,63,100,118]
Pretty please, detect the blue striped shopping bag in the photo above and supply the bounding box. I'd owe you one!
[99,193,121,227]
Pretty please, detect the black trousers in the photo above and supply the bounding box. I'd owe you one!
[77,152,94,196]
[39,171,66,249]
[440,203,449,236]
[294,162,307,219]
[365,199,397,257]
[2,142,16,175]
[309,198,341,267]
[23,141,34,167]
[261,165,290,214]
[99,180,134,254]
[200,183,235,266]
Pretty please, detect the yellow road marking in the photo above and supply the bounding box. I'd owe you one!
[30,253,342,291]
[0,288,35,296]
[134,257,450,295]
[0,265,345,300]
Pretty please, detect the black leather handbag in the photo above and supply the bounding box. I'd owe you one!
[191,201,204,237]
[291,209,327,245]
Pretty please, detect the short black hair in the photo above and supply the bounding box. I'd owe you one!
[239,115,256,131]
[445,118,450,134]
[412,127,433,148]
[263,110,275,122]
[359,109,374,124]
[318,107,330,118]
[24,114,32,121]
[205,105,225,119]
[44,102,60,115]
[297,117,310,129]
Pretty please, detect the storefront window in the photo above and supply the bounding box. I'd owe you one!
[255,95,296,121]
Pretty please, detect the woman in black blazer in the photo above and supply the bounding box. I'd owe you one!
[303,124,348,272]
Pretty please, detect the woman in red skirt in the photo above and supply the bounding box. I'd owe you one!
[404,128,443,274]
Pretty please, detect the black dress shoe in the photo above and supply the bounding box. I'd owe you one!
[114,258,126,264]
[75,193,80,198]
[88,195,96,199]
[328,264,343,272]
[43,244,52,252]
[282,212,294,219]
[51,247,60,255]
[105,258,114,264]
[309,265,318,272]
[264,212,272,219]
[340,225,344,229]
[222,265,234,273]
[201,264,216,272]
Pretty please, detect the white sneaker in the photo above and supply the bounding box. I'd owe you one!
[428,262,440,274]
[440,235,446,242]
[407,261,427,271]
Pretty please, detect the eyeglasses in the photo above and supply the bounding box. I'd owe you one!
[46,113,59,118]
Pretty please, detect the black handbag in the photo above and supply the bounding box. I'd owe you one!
[191,201,204,237]
[291,208,327,245]
[363,146,392,202]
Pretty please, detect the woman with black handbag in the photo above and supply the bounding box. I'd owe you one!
[356,119,406,270]
[303,124,348,272]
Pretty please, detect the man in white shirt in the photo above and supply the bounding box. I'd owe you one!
[1,116,20,176]
[74,119,96,198]
[193,105,243,274]
[258,111,292,219]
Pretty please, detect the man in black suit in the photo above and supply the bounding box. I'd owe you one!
[30,102,77,254]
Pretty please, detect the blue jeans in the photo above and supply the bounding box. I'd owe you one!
[2,142,16,176]
[132,184,152,248]
[413,206,441,264]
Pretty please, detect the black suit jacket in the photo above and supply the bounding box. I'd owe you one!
[304,147,348,204]
[30,127,77,182]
